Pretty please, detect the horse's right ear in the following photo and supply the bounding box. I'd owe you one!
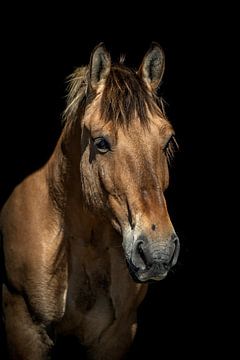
[138,42,165,91]
[89,43,111,89]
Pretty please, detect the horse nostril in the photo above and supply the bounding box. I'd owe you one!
[173,237,179,247]
[137,242,144,256]
[137,242,151,270]
[133,235,180,272]
[170,235,180,267]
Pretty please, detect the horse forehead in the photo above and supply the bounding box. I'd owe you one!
[83,98,172,143]
[119,117,172,142]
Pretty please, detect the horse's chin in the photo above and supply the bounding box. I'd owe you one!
[126,260,168,283]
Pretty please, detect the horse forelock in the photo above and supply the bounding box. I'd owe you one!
[62,63,166,128]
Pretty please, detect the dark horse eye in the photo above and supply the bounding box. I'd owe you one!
[94,137,110,153]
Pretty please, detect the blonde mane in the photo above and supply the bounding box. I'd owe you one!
[63,63,167,127]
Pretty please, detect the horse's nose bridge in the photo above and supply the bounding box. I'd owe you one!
[144,207,174,237]
[134,191,175,237]
[129,194,178,264]
[126,181,171,221]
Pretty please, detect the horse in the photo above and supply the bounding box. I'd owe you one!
[0,42,180,360]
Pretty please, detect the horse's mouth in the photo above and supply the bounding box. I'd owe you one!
[126,260,168,283]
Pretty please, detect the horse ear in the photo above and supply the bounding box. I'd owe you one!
[138,42,165,91]
[89,43,111,89]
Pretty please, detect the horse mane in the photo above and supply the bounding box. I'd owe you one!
[63,62,166,126]
[63,66,89,124]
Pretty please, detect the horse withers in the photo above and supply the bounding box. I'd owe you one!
[0,42,180,359]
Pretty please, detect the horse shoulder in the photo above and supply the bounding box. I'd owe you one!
[0,168,68,322]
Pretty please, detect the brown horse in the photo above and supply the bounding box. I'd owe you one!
[0,43,180,359]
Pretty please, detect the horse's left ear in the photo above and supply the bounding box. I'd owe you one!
[89,43,111,89]
[138,42,165,91]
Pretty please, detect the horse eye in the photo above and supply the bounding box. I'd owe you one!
[163,136,173,152]
[94,137,110,153]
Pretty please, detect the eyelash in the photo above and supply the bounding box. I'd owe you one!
[164,136,179,164]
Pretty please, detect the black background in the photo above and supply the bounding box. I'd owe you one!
[0,3,233,359]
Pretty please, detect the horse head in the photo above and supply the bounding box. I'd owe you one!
[66,43,180,282]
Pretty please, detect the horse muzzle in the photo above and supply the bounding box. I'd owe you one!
[125,233,180,283]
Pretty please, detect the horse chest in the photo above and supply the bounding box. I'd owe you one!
[59,244,140,343]
[58,245,112,337]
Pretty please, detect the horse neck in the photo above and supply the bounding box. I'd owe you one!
[46,120,84,217]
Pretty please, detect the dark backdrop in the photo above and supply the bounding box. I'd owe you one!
[0,4,231,359]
